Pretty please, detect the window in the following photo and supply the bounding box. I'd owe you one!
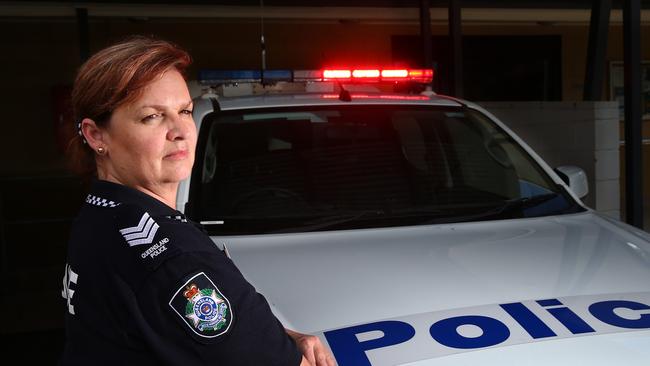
[191,105,582,234]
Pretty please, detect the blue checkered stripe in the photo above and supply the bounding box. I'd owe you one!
[165,215,188,223]
[85,194,120,208]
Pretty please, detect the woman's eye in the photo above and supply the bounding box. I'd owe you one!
[141,114,160,122]
[180,109,193,115]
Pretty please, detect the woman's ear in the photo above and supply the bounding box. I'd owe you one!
[81,118,107,153]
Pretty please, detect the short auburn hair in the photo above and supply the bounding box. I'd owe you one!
[67,36,191,177]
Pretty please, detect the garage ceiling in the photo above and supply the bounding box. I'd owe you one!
[6,0,650,9]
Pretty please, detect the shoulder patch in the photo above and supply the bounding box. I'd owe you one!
[169,272,234,338]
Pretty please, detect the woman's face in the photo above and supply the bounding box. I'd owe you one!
[99,69,197,190]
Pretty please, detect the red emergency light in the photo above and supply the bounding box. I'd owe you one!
[381,69,409,79]
[351,69,380,79]
[321,68,434,83]
[323,69,352,79]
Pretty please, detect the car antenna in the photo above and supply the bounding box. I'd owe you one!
[338,82,352,102]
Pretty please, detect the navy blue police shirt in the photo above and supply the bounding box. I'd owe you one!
[61,180,302,365]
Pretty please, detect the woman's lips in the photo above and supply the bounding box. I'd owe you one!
[164,149,188,160]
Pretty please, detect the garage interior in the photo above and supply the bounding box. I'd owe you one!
[0,0,649,362]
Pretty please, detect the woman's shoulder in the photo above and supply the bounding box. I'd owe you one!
[111,202,223,269]
[113,203,239,296]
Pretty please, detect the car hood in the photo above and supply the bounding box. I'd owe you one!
[211,211,650,365]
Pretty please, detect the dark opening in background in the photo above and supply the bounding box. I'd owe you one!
[392,35,562,101]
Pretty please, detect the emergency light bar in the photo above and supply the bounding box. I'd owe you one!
[198,68,434,85]
[320,94,430,101]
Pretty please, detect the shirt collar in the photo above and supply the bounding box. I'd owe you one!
[86,179,179,216]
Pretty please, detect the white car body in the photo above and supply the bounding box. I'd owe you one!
[178,90,650,365]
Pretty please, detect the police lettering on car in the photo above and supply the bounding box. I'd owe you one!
[320,292,650,366]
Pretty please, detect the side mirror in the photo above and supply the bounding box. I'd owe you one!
[554,166,589,199]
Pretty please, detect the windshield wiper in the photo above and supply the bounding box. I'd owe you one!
[201,193,562,233]
[422,193,561,224]
[495,193,561,214]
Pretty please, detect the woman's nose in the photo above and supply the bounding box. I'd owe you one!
[166,115,192,141]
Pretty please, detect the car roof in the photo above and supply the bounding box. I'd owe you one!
[200,91,464,111]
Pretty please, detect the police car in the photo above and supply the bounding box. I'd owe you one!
[178,68,650,365]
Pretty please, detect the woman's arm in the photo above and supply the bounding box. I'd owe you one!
[287,328,336,366]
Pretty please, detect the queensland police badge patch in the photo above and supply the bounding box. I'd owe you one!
[169,272,233,338]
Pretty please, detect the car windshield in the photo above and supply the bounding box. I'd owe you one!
[189,104,584,234]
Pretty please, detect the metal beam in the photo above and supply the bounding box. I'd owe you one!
[419,0,433,73]
[1,5,648,23]
[448,0,463,97]
[76,7,89,63]
[623,0,643,228]
[583,0,611,100]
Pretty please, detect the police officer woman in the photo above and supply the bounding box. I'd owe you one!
[61,36,334,366]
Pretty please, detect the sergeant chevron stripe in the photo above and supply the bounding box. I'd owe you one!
[119,212,159,246]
